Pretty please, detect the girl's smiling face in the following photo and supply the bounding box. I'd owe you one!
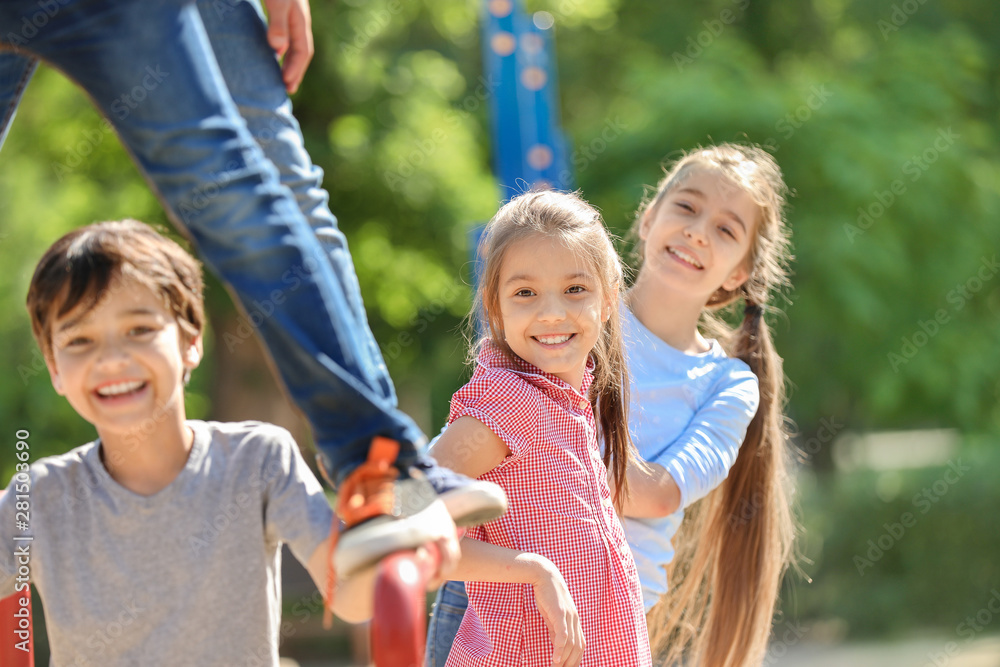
[497,234,611,390]
[639,168,759,304]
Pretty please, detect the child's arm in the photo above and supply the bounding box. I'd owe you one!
[619,372,758,519]
[304,542,377,623]
[257,423,462,625]
[449,538,585,667]
[616,460,682,518]
[428,416,511,478]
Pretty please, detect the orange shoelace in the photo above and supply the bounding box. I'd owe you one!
[323,436,400,628]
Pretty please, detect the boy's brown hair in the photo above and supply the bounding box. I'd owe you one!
[27,219,205,361]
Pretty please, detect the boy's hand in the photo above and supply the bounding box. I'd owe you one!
[421,529,462,590]
[263,0,314,93]
[529,557,584,667]
[317,532,460,625]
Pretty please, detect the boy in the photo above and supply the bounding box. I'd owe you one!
[0,220,455,665]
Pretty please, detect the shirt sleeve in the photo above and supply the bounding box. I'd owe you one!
[449,369,541,461]
[0,465,38,598]
[257,425,334,566]
[649,368,759,509]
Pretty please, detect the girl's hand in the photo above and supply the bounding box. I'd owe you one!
[613,459,682,519]
[529,557,585,667]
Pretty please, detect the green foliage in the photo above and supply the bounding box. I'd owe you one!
[790,440,1000,637]
[548,1,1000,437]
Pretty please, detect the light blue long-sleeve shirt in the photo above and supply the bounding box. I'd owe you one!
[620,305,759,612]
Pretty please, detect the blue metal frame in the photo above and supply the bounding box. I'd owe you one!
[481,1,573,199]
[471,1,573,316]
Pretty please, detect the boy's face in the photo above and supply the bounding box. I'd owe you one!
[44,276,202,440]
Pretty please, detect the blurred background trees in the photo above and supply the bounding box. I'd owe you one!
[2,0,998,654]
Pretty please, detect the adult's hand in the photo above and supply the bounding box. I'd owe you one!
[264,0,314,93]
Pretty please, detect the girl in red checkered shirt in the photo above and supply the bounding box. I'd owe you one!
[430,190,650,667]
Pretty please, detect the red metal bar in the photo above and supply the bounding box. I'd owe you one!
[0,489,34,667]
[370,545,442,667]
[0,588,34,667]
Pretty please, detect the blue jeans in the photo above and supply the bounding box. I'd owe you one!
[0,0,426,482]
[425,580,468,667]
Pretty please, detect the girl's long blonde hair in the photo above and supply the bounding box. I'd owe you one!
[472,190,635,504]
[636,144,797,667]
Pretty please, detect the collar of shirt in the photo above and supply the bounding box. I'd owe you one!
[620,301,729,375]
[476,339,595,413]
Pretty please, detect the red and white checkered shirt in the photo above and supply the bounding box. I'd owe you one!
[444,341,651,667]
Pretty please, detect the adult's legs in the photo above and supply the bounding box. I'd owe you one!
[196,0,398,410]
[193,0,507,529]
[425,580,468,667]
[0,50,37,149]
[0,0,421,483]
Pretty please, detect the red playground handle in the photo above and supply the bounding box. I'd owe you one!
[0,587,33,667]
[370,549,438,667]
[0,487,34,667]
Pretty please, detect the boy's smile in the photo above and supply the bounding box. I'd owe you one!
[46,275,202,445]
[497,235,611,391]
[95,379,148,400]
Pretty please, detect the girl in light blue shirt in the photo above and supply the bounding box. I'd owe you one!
[618,143,796,667]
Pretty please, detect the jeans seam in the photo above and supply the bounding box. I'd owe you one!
[1,56,35,132]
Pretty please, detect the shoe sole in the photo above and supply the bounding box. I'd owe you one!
[334,498,454,578]
[440,481,508,528]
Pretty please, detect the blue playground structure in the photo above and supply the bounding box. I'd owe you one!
[481,0,573,197]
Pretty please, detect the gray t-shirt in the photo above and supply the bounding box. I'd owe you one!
[0,420,333,667]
